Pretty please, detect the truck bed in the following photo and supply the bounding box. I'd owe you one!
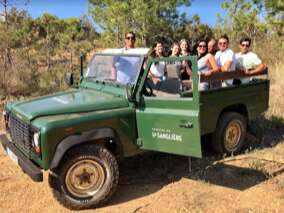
[199,79,269,135]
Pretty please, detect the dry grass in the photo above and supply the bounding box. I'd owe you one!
[265,58,284,121]
[1,43,284,124]
[250,37,284,122]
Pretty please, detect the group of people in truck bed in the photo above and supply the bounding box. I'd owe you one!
[122,31,266,90]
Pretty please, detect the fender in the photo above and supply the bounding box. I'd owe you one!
[50,127,122,169]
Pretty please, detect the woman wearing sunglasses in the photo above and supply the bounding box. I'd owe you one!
[196,39,219,90]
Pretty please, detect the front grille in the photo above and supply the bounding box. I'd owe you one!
[8,113,35,156]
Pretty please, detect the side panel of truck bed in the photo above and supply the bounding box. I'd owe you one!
[199,80,269,135]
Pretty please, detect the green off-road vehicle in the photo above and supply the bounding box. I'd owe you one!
[0,48,269,209]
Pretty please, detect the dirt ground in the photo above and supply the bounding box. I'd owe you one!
[1,119,284,213]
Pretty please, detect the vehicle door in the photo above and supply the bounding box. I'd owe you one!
[135,56,202,158]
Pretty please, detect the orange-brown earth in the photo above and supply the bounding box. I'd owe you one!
[1,117,284,213]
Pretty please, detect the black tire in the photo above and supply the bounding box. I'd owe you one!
[212,112,247,155]
[48,145,119,210]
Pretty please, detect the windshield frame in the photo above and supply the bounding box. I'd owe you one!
[84,53,146,87]
[133,55,199,104]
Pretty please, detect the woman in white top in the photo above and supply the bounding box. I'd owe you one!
[148,42,167,84]
[196,39,219,90]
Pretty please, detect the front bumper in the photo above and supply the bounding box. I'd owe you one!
[0,134,43,182]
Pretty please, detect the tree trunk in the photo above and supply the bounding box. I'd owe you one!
[70,50,73,71]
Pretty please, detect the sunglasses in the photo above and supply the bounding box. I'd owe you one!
[241,43,250,47]
[126,36,135,40]
[198,45,207,48]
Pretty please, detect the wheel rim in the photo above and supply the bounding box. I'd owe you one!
[65,159,106,198]
[224,120,242,151]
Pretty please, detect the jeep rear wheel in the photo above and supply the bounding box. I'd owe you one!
[213,112,247,155]
[48,145,119,210]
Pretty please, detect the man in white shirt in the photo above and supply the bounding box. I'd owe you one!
[113,31,140,84]
[235,37,266,83]
[215,34,236,86]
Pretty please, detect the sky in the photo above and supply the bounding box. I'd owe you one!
[180,0,225,26]
[2,0,226,28]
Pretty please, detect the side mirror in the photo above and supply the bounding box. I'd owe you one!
[64,73,74,86]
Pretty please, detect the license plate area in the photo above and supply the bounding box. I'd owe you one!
[5,147,19,165]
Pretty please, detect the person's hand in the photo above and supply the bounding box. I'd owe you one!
[204,70,213,77]
[243,69,251,75]
[152,77,160,85]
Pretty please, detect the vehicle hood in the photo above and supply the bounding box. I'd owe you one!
[10,89,129,121]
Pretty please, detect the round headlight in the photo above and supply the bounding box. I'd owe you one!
[33,132,40,147]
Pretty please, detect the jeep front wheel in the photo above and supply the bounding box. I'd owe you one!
[48,145,119,210]
[213,112,247,155]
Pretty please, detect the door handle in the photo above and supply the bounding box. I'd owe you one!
[179,122,193,128]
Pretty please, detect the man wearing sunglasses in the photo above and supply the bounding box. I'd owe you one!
[112,31,139,84]
[215,34,236,86]
[124,31,136,50]
[236,37,266,83]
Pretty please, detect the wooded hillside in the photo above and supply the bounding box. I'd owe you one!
[0,0,283,119]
